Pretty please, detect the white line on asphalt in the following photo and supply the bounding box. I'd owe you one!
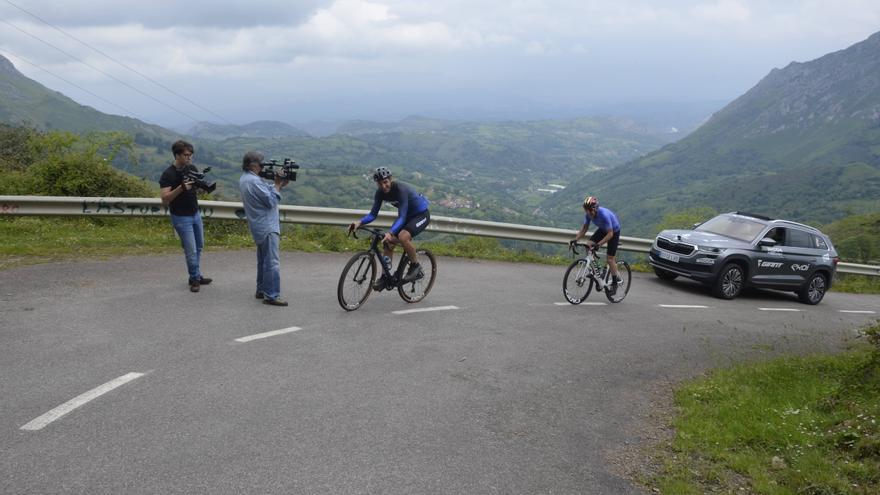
[839,310,876,314]
[758,308,801,312]
[392,305,459,315]
[658,304,709,309]
[555,302,607,306]
[235,326,302,343]
[20,372,146,431]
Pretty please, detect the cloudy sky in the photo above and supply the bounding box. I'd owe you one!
[1,0,879,128]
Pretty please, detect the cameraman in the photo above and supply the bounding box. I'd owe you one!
[159,140,212,293]
[239,151,289,307]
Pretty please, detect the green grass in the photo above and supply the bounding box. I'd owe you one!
[0,216,572,269]
[650,324,880,494]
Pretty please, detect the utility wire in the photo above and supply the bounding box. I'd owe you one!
[0,47,144,120]
[3,0,232,124]
[1,17,205,124]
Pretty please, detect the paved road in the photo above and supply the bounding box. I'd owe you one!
[1,251,877,494]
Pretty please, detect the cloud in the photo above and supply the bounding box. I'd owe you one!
[0,0,330,28]
[2,0,880,125]
[690,0,751,23]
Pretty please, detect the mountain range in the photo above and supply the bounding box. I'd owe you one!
[543,31,880,235]
[2,29,879,236]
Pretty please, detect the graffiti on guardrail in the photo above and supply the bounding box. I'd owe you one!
[1,204,20,214]
[81,200,215,217]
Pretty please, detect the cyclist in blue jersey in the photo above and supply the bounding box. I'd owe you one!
[349,167,431,289]
[571,196,624,291]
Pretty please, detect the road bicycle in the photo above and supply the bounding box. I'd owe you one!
[563,242,631,304]
[337,226,438,311]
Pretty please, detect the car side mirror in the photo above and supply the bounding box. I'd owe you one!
[758,237,777,248]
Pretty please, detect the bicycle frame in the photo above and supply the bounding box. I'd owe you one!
[570,243,611,291]
[352,226,411,287]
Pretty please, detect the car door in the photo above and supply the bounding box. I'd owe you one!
[753,227,789,285]
[777,227,818,286]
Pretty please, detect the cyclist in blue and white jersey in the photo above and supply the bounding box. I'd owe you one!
[571,195,623,290]
[349,167,431,288]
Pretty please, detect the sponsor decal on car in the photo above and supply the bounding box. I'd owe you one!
[758,260,784,268]
[791,264,810,272]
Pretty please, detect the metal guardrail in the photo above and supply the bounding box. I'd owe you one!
[1,195,877,276]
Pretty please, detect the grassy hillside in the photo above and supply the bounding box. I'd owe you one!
[0,54,675,224]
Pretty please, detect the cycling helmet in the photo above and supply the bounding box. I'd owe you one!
[583,195,598,209]
[373,166,392,181]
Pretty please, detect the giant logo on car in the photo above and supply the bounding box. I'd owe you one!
[758,260,784,268]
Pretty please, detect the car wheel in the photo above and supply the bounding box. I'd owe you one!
[654,267,679,281]
[712,263,744,300]
[797,272,827,305]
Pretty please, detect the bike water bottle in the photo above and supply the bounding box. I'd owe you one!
[600,266,608,280]
[382,255,392,271]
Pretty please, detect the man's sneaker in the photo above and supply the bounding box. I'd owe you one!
[613,276,624,287]
[263,298,288,307]
[189,280,200,293]
[402,263,424,283]
[372,274,387,291]
[198,277,213,285]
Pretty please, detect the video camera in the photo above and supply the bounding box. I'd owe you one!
[183,166,216,193]
[258,158,299,182]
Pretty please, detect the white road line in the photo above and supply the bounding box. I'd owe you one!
[555,302,607,306]
[20,372,146,431]
[658,304,709,309]
[392,305,459,315]
[759,308,801,312]
[235,326,302,343]
[839,310,876,314]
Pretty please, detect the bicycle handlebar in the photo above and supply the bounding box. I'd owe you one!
[569,241,600,257]
[347,225,385,241]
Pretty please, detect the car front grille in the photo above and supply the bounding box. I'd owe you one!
[656,237,696,256]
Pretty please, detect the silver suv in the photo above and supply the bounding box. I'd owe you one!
[649,212,839,304]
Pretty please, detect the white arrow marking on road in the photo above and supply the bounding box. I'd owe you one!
[658,304,710,309]
[758,308,801,312]
[392,305,459,315]
[235,326,302,343]
[20,372,146,431]
[838,310,876,314]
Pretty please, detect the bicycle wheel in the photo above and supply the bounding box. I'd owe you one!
[563,259,593,304]
[338,251,377,311]
[605,260,631,303]
[398,249,437,303]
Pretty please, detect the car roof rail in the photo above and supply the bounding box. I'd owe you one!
[733,211,773,221]
[772,219,822,233]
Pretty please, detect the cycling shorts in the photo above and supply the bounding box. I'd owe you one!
[591,228,620,256]
[400,210,430,238]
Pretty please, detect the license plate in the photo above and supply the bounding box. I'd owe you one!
[659,251,680,263]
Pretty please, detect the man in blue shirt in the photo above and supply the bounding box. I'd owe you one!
[239,151,290,306]
[572,195,623,290]
[349,167,430,289]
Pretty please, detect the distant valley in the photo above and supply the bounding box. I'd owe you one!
[3,30,879,237]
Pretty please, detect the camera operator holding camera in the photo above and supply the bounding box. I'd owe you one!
[239,151,290,307]
[159,140,212,293]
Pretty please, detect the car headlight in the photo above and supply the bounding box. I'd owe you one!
[697,246,726,255]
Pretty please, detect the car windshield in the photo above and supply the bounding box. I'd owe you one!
[695,215,766,242]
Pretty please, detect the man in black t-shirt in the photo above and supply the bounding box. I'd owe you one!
[159,140,212,292]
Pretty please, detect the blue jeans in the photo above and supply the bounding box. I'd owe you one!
[256,233,281,300]
[170,213,204,283]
